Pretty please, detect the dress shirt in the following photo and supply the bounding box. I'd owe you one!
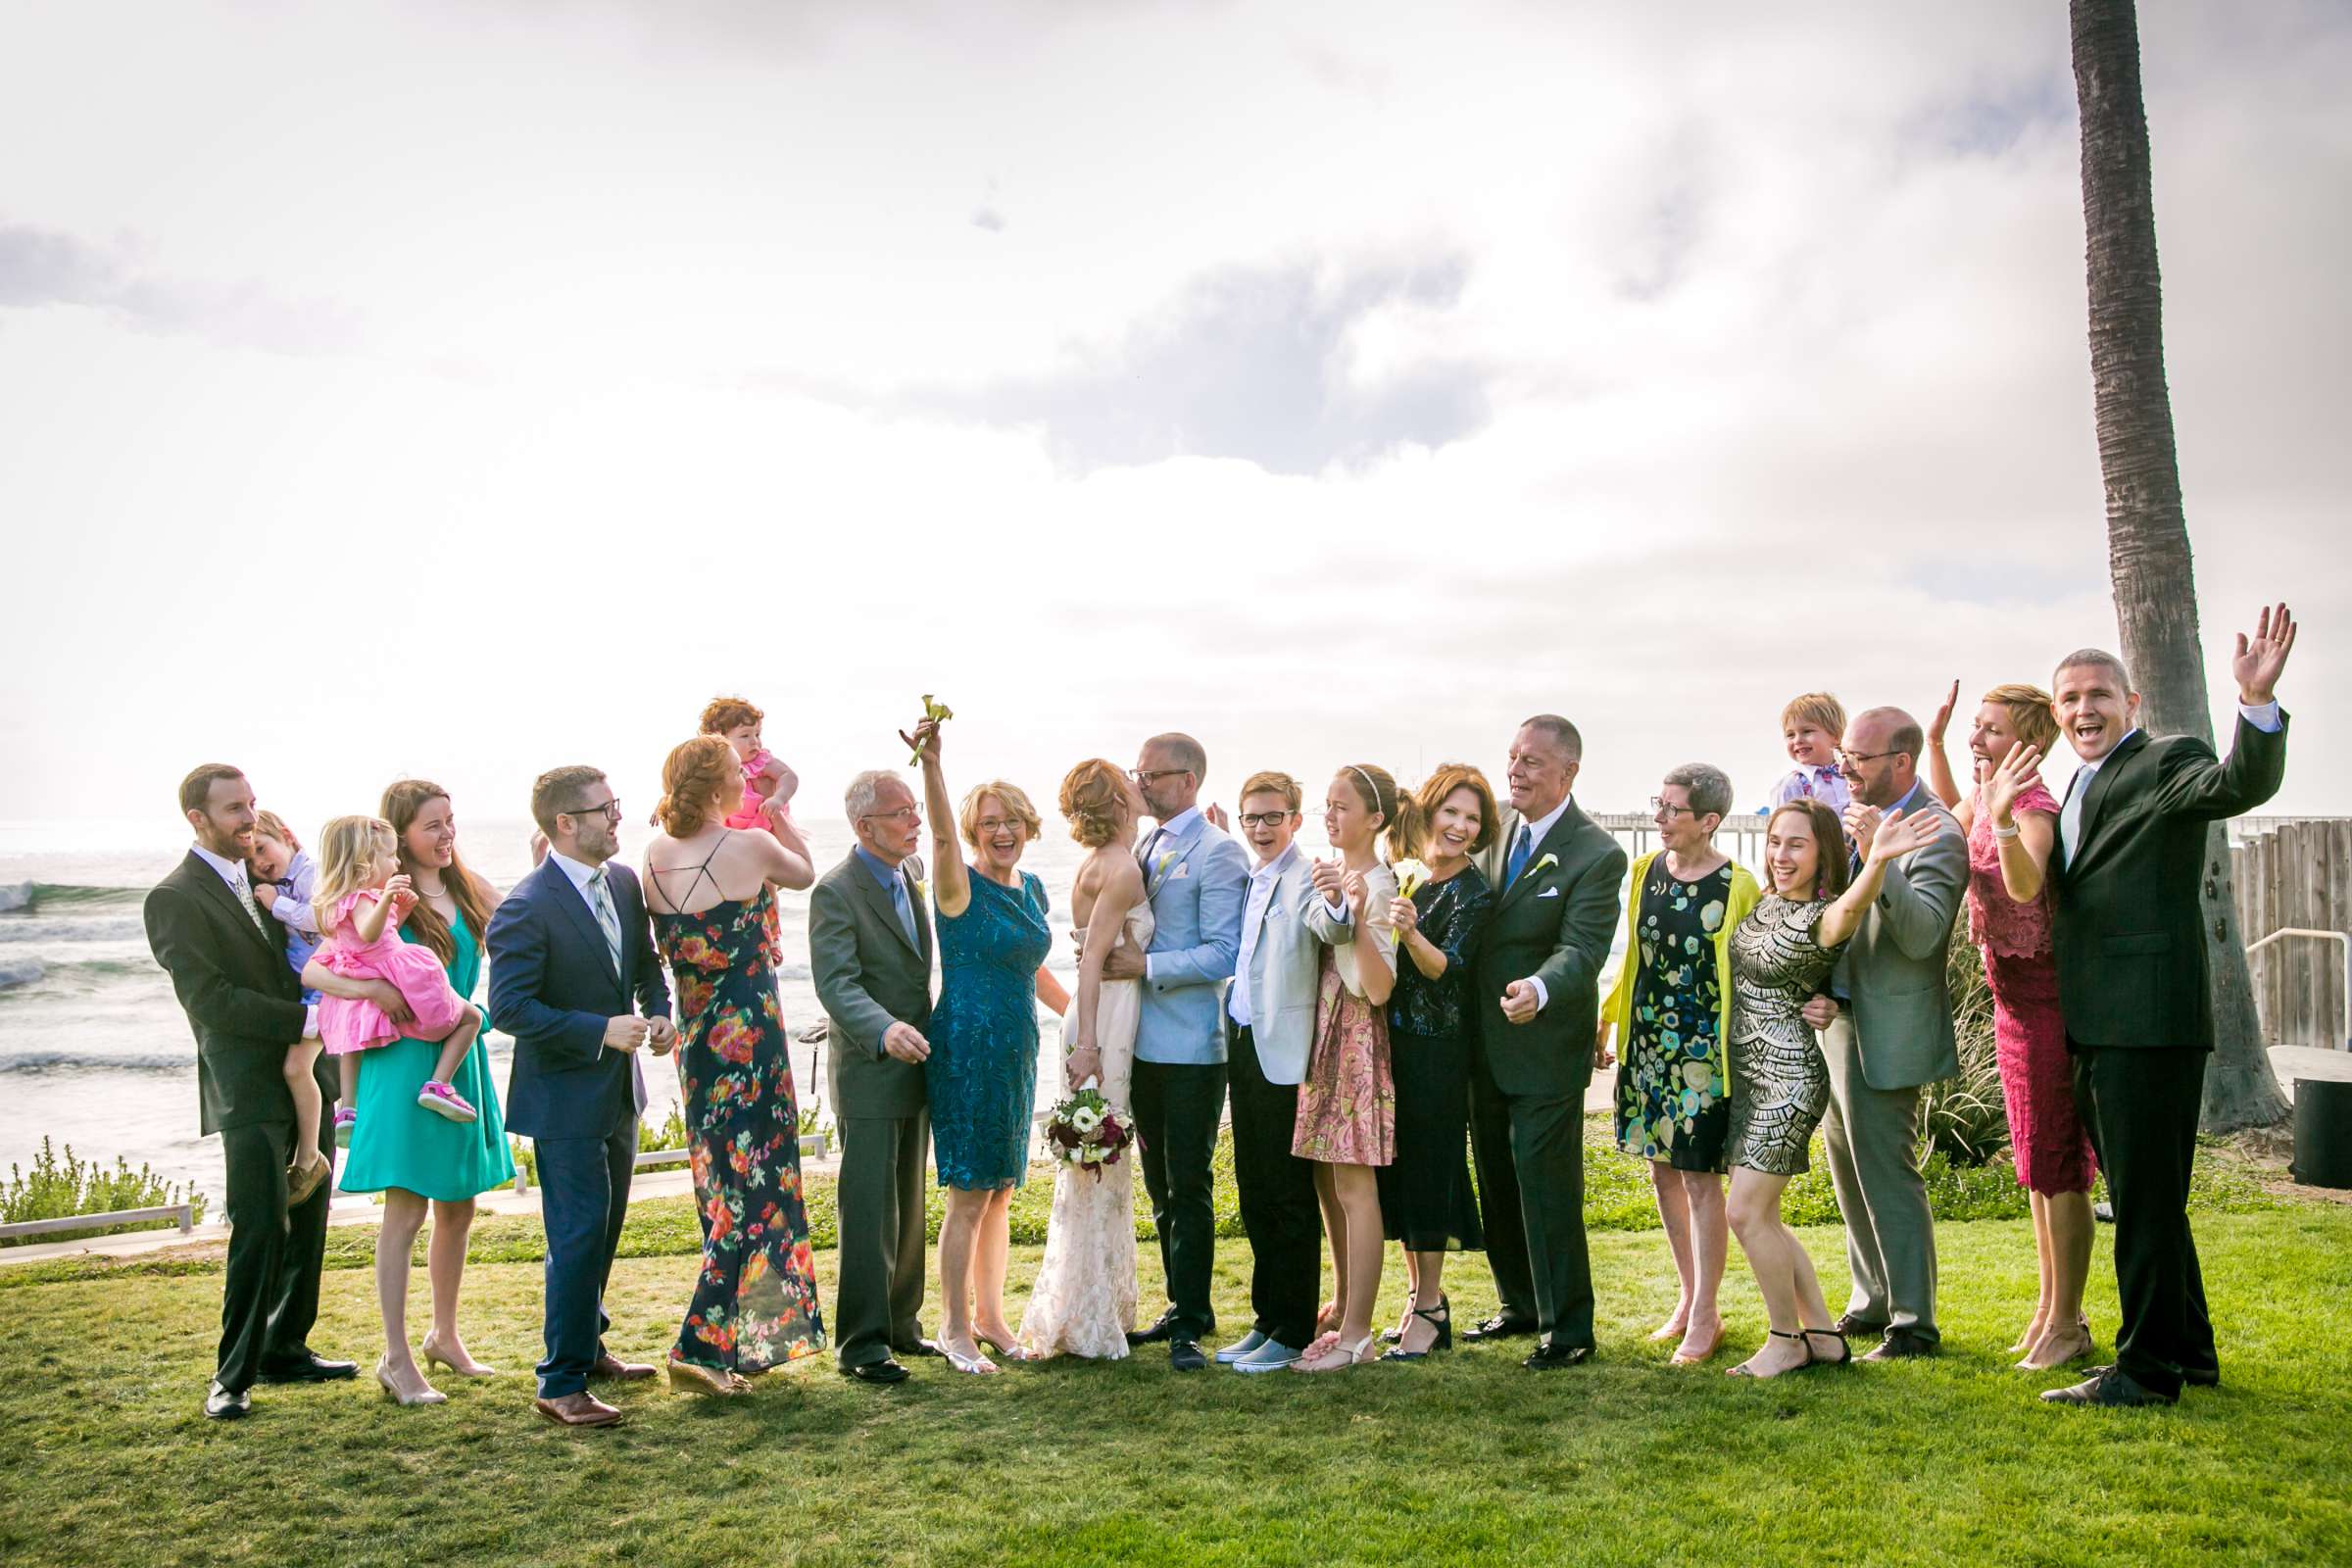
[191,842,317,1038]
[1769,764,1852,815]
[1228,842,1299,1027]
[1140,807,1201,984]
[1507,794,1575,1013]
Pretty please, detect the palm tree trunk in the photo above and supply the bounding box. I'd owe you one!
[2070,0,2285,1131]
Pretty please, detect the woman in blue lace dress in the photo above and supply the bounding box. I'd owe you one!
[908,716,1071,1373]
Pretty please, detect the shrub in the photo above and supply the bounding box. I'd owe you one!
[1920,938,2013,1166]
[1,1139,208,1246]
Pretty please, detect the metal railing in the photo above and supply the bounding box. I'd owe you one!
[2245,927,2352,1052]
[510,1132,829,1196]
[0,1202,196,1245]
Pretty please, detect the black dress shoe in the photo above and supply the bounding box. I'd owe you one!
[894,1340,942,1359]
[844,1359,909,1385]
[1524,1343,1592,1371]
[1169,1338,1208,1372]
[1834,1313,1888,1339]
[2088,1362,2219,1390]
[258,1350,359,1384]
[1462,1314,1539,1344]
[1126,1314,1177,1347]
[1859,1327,1937,1362]
[204,1381,251,1419]
[2041,1367,2176,1407]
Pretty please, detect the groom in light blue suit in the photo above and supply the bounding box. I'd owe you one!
[1101,732,1250,1371]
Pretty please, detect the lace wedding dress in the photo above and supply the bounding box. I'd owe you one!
[1017,902,1152,1360]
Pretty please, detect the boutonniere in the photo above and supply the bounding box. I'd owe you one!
[914,877,929,904]
[1393,858,1430,899]
[1153,850,1177,883]
[1529,853,1558,880]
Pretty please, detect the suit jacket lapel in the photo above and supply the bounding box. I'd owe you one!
[541,862,621,986]
[2076,730,2144,862]
[183,852,280,957]
[1499,804,1583,909]
[853,860,922,959]
[1145,815,1204,897]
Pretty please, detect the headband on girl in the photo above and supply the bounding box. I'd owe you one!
[1348,765,1386,809]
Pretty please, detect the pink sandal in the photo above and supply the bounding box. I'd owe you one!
[416,1081,478,1123]
[333,1107,359,1148]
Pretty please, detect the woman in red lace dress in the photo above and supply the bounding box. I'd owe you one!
[1928,681,2097,1372]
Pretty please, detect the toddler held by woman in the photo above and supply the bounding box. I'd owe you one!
[310,815,485,1149]
[700,695,799,833]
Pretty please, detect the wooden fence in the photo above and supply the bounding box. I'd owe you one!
[2232,817,2352,1050]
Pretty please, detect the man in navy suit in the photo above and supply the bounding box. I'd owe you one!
[488,765,674,1428]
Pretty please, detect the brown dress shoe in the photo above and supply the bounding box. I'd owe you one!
[285,1151,331,1207]
[590,1353,657,1382]
[534,1392,625,1427]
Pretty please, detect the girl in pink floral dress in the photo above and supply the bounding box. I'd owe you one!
[312,815,484,1138]
[1292,764,1413,1372]
[1927,681,2098,1371]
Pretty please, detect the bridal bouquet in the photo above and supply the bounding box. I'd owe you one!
[1043,1079,1132,1180]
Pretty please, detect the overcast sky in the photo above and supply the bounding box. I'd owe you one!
[3,0,2343,842]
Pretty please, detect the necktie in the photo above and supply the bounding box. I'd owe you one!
[889,873,919,949]
[1505,823,1534,887]
[1138,827,1165,879]
[2059,765,2090,862]
[586,867,624,975]
[228,867,267,935]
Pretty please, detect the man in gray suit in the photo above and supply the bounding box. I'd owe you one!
[809,768,937,1385]
[1806,705,1966,1361]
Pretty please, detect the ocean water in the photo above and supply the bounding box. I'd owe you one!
[0,816,1097,1207]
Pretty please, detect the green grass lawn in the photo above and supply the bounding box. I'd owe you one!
[4,1136,2348,1567]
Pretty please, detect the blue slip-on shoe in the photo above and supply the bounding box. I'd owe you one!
[1215,1330,1268,1365]
[1231,1339,1300,1374]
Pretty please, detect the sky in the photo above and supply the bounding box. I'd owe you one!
[2,0,2344,845]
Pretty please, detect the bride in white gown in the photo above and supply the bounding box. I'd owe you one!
[1019,761,1152,1361]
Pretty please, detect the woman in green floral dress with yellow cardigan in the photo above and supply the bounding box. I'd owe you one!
[1598,764,1759,1367]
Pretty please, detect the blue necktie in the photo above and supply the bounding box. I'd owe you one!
[889,874,919,949]
[1505,823,1534,886]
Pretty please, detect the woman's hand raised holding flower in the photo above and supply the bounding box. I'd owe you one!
[1389,896,1419,941]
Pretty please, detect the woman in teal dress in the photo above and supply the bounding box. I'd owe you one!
[906,716,1070,1373]
[314,780,515,1406]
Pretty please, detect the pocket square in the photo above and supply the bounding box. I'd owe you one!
[1536,887,1560,899]
[1171,863,1190,880]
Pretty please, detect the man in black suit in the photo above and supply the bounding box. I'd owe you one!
[1466,715,1628,1369]
[488,765,674,1428]
[143,765,374,1418]
[2040,606,2294,1409]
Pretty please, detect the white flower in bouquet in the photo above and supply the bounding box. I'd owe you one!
[1393,858,1431,900]
[1070,1103,1102,1135]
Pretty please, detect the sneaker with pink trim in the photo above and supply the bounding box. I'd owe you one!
[416,1081,478,1123]
[333,1107,358,1149]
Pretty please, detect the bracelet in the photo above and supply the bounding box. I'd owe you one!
[1991,821,2020,841]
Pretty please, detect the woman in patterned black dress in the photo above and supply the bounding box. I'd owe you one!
[1722,797,1948,1379]
[1598,763,1760,1366]
[642,738,826,1396]
[907,717,1071,1374]
[1377,763,1497,1362]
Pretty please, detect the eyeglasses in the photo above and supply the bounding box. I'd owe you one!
[1648,798,1699,820]
[973,817,1026,838]
[1834,749,1900,768]
[1130,768,1191,785]
[1239,811,1295,829]
[561,799,622,823]
[861,807,919,824]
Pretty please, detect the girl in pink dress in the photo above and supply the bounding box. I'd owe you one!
[698,695,799,834]
[312,815,484,1137]
[1926,681,2098,1372]
[1292,763,1413,1373]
